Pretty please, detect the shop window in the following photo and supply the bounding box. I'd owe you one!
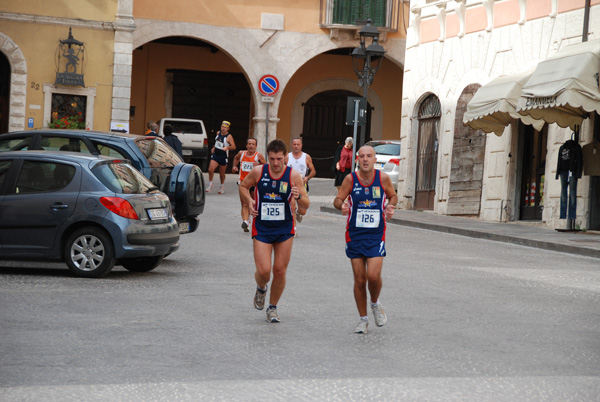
[43,84,96,130]
[49,93,87,129]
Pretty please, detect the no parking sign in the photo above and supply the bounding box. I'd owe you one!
[258,74,279,97]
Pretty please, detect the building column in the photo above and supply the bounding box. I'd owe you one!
[110,0,135,131]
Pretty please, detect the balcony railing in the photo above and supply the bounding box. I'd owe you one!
[320,0,400,32]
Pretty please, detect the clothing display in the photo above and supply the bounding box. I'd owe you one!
[556,139,583,220]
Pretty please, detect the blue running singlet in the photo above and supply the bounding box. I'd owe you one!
[252,164,295,239]
[346,170,387,243]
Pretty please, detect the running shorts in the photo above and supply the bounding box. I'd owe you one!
[345,239,386,259]
[254,233,294,244]
[211,154,228,166]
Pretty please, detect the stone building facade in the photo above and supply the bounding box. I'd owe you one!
[400,0,600,230]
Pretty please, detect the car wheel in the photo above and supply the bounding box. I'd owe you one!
[120,255,163,272]
[64,227,116,278]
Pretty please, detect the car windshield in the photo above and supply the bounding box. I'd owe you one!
[169,121,202,133]
[135,138,183,168]
[369,142,400,156]
[92,161,156,194]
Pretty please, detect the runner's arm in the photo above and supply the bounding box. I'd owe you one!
[239,166,261,216]
[257,152,266,165]
[305,154,316,182]
[380,172,398,220]
[232,151,243,173]
[226,134,236,152]
[290,170,309,211]
[333,174,353,215]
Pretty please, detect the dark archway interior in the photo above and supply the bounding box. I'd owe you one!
[0,52,10,134]
[302,90,371,178]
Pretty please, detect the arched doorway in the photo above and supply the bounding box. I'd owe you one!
[131,36,252,171]
[302,90,371,178]
[0,52,9,134]
[447,84,486,216]
[415,94,441,210]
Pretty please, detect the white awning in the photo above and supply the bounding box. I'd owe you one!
[463,71,545,136]
[516,39,600,129]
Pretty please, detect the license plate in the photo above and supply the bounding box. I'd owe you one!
[376,163,385,169]
[182,149,192,156]
[147,208,167,220]
[178,222,190,233]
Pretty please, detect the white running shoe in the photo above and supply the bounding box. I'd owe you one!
[218,185,225,194]
[296,212,303,223]
[205,183,214,193]
[266,306,280,323]
[371,303,387,327]
[354,318,368,334]
[254,287,266,310]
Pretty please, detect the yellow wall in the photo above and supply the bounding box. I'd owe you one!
[278,53,403,142]
[1,20,115,130]
[0,0,118,22]
[133,0,405,39]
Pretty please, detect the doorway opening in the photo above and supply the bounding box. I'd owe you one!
[518,124,547,220]
[302,90,371,178]
[415,94,441,210]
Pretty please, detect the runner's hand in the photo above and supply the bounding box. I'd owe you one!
[291,184,299,200]
[249,200,258,217]
[385,203,395,221]
[341,197,350,216]
[232,166,239,173]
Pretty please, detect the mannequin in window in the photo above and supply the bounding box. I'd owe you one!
[556,135,583,221]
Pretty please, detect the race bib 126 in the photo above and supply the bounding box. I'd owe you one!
[356,209,380,228]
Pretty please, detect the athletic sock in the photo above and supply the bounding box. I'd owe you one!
[257,285,267,293]
[269,304,277,309]
[360,316,368,321]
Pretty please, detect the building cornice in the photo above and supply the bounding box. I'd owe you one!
[0,11,135,32]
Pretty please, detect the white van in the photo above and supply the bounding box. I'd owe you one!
[158,118,209,171]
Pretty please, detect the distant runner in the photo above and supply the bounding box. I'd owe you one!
[285,137,316,230]
[232,138,266,232]
[333,145,397,334]
[206,121,236,194]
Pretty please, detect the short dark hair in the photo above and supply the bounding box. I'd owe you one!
[247,138,257,145]
[164,125,173,136]
[267,139,287,155]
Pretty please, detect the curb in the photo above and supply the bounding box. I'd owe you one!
[320,206,600,259]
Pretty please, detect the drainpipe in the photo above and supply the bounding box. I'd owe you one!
[583,0,591,42]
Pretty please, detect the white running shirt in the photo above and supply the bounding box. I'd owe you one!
[287,152,307,179]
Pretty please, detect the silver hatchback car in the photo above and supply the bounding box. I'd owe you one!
[363,140,401,186]
[0,151,179,278]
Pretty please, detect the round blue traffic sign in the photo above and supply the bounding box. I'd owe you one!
[258,74,279,96]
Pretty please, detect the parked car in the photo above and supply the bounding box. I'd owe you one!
[158,118,209,171]
[0,129,205,234]
[359,140,402,186]
[0,151,180,277]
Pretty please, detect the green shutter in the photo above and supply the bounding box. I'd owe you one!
[333,0,387,26]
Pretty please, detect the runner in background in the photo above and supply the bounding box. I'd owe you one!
[285,137,316,232]
[232,138,266,232]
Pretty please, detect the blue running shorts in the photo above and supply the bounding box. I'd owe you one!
[345,239,386,259]
[254,233,294,244]
[211,154,228,166]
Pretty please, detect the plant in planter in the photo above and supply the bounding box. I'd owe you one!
[48,112,86,129]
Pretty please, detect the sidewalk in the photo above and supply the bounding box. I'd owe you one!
[320,205,600,259]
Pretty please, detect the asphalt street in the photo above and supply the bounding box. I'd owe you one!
[0,175,599,401]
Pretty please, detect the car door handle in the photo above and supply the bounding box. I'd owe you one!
[49,203,69,210]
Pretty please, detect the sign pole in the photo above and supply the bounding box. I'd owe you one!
[351,99,360,171]
[265,102,269,154]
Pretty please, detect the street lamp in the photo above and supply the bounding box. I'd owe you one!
[351,19,385,148]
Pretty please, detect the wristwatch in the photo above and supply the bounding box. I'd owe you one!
[296,194,302,201]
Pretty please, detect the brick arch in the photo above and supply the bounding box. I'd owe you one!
[0,33,27,132]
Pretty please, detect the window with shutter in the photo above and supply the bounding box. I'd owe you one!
[332,0,386,26]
